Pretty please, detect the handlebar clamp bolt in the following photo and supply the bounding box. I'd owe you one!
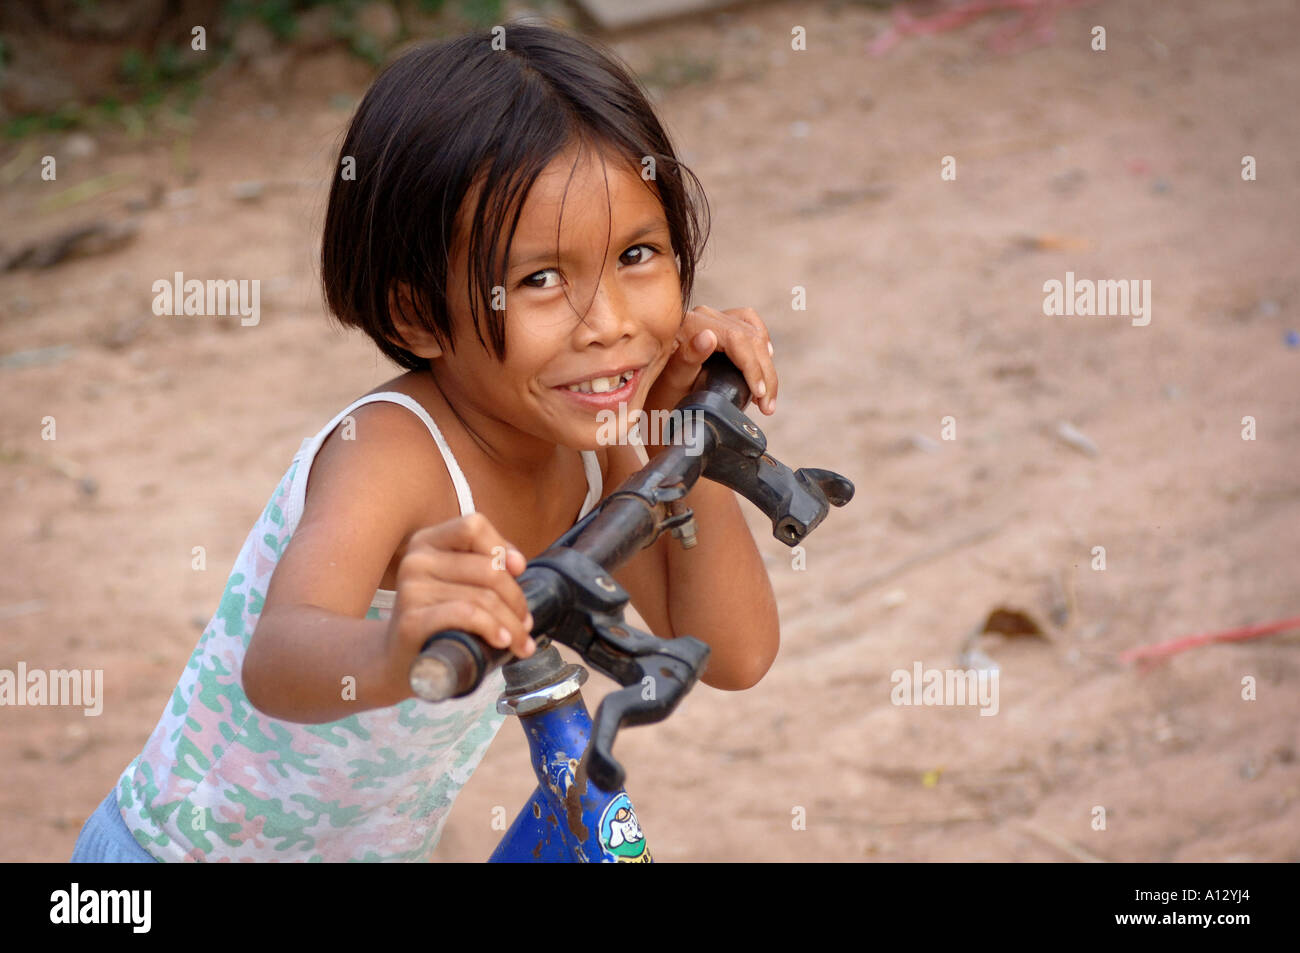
[670,516,698,550]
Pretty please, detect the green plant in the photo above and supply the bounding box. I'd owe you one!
[1,0,506,141]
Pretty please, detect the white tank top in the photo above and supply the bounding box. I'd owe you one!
[115,392,602,861]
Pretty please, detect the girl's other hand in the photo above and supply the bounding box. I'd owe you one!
[384,513,535,691]
[644,305,778,418]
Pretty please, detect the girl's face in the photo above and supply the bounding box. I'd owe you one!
[435,142,684,456]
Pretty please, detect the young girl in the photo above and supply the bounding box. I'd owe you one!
[72,22,781,862]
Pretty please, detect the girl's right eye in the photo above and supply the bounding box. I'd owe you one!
[521,269,561,290]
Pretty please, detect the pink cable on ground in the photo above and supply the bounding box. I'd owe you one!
[1119,616,1300,664]
[868,0,1095,56]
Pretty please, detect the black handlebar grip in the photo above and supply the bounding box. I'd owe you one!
[406,565,567,704]
[409,630,509,701]
[697,352,750,410]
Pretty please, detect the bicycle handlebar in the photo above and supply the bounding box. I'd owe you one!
[408,558,572,703]
[410,356,751,700]
[407,353,854,789]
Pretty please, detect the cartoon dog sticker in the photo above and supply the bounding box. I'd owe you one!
[598,794,651,862]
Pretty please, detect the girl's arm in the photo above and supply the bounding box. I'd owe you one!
[246,405,444,722]
[605,442,780,691]
[246,608,406,721]
[605,305,784,690]
[247,403,533,723]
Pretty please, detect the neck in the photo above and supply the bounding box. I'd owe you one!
[419,366,568,483]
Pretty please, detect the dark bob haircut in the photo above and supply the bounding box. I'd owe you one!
[321,22,711,371]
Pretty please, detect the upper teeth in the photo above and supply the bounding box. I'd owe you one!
[566,370,634,394]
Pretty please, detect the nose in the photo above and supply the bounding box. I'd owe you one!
[571,270,635,348]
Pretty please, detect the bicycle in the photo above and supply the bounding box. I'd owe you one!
[408,354,854,862]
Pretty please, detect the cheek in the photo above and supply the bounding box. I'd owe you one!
[660,311,685,348]
[504,329,563,384]
[652,292,685,340]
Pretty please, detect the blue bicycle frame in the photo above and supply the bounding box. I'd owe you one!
[489,646,652,863]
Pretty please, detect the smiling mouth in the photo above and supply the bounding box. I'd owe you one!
[560,368,637,394]
[552,367,641,405]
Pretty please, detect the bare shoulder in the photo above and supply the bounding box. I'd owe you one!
[309,398,453,516]
[263,399,458,618]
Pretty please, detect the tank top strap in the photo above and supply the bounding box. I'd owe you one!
[285,392,475,531]
[577,450,603,520]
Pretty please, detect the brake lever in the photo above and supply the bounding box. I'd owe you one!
[669,385,855,546]
[526,546,710,791]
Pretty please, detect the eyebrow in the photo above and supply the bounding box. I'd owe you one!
[509,220,670,270]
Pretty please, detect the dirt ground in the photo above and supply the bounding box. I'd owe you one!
[2,0,1298,862]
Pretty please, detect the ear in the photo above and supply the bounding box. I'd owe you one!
[387,282,444,360]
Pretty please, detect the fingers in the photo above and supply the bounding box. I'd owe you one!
[687,306,778,415]
[688,327,717,357]
[408,511,523,569]
[397,589,534,659]
[649,324,718,403]
[399,513,535,658]
[397,553,532,646]
[669,325,716,367]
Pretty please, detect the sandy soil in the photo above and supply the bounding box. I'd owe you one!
[1,0,1297,862]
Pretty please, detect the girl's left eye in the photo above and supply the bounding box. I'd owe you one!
[620,243,659,266]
